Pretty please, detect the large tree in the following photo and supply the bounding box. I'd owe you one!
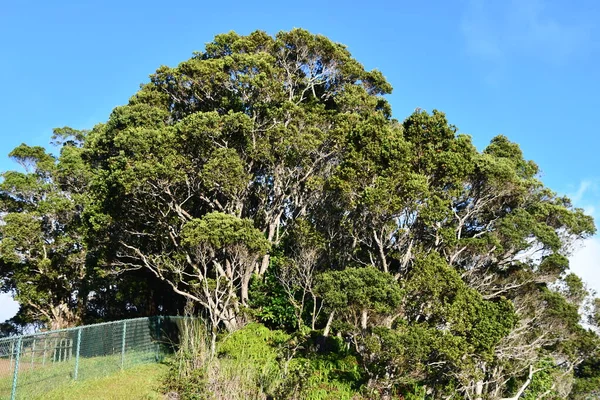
[319,108,596,397]
[3,28,598,399]
[82,29,596,397]
[82,29,392,329]
[0,129,90,329]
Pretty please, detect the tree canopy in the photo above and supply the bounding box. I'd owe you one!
[1,29,598,398]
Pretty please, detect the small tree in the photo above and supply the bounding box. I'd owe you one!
[116,212,269,353]
[276,219,325,330]
[316,266,403,333]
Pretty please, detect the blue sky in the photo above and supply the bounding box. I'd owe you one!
[1,0,599,322]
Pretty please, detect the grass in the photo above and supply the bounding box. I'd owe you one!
[33,362,168,400]
[0,350,164,399]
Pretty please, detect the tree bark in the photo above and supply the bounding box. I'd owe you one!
[500,365,534,400]
[361,309,368,330]
[259,254,270,275]
[323,311,335,337]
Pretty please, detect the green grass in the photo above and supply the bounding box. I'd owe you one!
[0,350,164,399]
[33,362,168,400]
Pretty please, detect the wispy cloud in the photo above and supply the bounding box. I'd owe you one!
[568,179,600,298]
[568,179,599,221]
[461,0,594,80]
[571,180,593,205]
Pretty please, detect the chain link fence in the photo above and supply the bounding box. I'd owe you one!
[0,316,184,400]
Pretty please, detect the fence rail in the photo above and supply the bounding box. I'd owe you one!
[0,316,184,400]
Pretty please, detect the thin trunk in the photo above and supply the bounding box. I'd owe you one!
[474,362,486,400]
[221,310,238,332]
[474,381,483,400]
[361,309,368,330]
[210,328,217,358]
[240,272,252,305]
[323,311,335,337]
[500,365,534,400]
[373,229,388,273]
[259,254,270,275]
[259,211,283,275]
[311,293,318,330]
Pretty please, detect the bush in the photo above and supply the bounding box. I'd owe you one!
[164,321,368,399]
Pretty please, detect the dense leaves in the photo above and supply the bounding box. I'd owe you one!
[1,29,598,399]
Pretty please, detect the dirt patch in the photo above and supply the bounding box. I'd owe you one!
[0,358,14,377]
[0,357,42,378]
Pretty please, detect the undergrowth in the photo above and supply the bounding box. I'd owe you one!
[163,320,369,400]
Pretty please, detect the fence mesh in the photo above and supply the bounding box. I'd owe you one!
[0,316,184,400]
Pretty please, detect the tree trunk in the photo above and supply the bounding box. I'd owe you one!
[361,309,368,330]
[240,271,252,305]
[323,311,335,337]
[475,380,483,400]
[475,361,486,400]
[221,308,239,332]
[500,365,534,400]
[259,254,270,275]
[49,302,77,330]
[311,294,318,330]
[210,327,217,358]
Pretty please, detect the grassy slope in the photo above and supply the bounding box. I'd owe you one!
[1,350,163,399]
[33,363,168,400]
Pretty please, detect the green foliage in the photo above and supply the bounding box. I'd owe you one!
[316,266,403,329]
[201,147,250,199]
[2,28,599,399]
[271,333,365,400]
[404,253,516,356]
[218,322,290,362]
[248,268,297,330]
[571,349,600,399]
[521,358,560,400]
[401,384,428,400]
[182,212,270,254]
[0,138,92,329]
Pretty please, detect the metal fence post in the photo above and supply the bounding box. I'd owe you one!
[120,321,127,370]
[9,340,14,370]
[42,338,47,366]
[155,316,161,362]
[74,327,82,380]
[30,339,36,369]
[10,336,22,400]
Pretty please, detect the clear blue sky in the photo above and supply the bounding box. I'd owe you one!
[1,0,599,322]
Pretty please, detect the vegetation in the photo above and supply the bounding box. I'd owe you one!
[1,29,599,398]
[0,350,161,399]
[36,363,166,400]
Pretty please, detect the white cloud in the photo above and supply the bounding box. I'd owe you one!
[567,179,600,224]
[585,205,597,217]
[565,179,600,300]
[570,237,600,296]
[0,293,18,323]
